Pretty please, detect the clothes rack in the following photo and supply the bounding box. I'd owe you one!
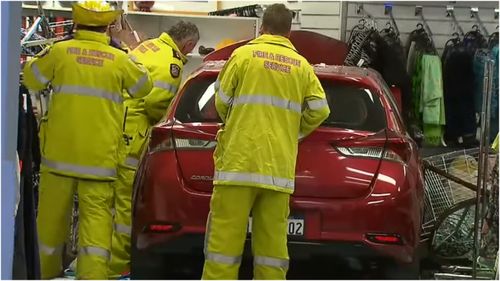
[446,6,464,37]
[384,4,399,37]
[471,8,489,36]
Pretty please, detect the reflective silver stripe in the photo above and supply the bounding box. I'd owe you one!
[42,157,117,177]
[129,54,138,63]
[234,95,301,114]
[214,171,294,190]
[203,213,212,255]
[254,256,289,269]
[53,85,122,104]
[39,242,63,256]
[154,81,178,94]
[80,246,110,260]
[206,252,242,265]
[307,99,329,110]
[31,62,49,84]
[125,156,139,167]
[128,74,149,97]
[114,223,132,236]
[215,79,233,104]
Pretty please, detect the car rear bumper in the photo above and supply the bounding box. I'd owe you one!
[133,233,414,266]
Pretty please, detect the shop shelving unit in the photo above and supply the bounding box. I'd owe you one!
[21,0,260,80]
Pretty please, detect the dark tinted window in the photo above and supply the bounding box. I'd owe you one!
[175,76,386,132]
[320,80,386,132]
[175,76,220,123]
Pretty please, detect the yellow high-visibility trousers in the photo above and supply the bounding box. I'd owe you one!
[108,164,136,278]
[202,185,290,280]
[37,171,114,279]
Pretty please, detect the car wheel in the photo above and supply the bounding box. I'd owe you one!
[384,258,420,280]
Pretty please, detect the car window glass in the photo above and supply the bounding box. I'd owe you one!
[320,80,386,132]
[175,76,386,133]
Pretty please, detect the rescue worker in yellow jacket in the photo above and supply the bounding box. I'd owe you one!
[108,21,200,278]
[202,4,330,280]
[22,2,153,279]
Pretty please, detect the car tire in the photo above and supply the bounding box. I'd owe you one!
[384,258,420,280]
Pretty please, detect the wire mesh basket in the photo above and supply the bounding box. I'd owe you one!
[422,147,480,240]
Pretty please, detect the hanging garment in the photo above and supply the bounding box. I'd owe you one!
[411,51,424,128]
[407,41,417,75]
[13,86,41,280]
[344,27,373,67]
[490,46,499,140]
[471,47,498,142]
[371,30,411,124]
[473,49,490,114]
[442,45,476,144]
[406,27,437,142]
[420,55,446,146]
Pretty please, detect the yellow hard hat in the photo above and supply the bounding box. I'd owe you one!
[72,1,123,27]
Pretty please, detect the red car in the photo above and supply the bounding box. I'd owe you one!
[131,31,425,279]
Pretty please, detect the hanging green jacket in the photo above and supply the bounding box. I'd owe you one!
[420,54,446,146]
[23,30,152,180]
[213,34,330,194]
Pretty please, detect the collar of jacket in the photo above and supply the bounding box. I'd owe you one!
[248,34,297,52]
[159,32,188,64]
[74,30,111,45]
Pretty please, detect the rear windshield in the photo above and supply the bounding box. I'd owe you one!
[175,76,387,132]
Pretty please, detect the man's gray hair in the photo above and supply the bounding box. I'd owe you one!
[167,21,200,42]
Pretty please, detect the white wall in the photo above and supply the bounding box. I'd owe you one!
[220,0,343,39]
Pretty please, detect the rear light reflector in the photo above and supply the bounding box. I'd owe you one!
[150,137,216,153]
[174,138,217,149]
[145,223,181,233]
[366,233,403,245]
[336,147,403,163]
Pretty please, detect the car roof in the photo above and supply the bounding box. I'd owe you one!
[194,61,385,89]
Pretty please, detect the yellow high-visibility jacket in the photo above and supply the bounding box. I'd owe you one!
[23,30,153,180]
[214,34,331,194]
[121,32,187,167]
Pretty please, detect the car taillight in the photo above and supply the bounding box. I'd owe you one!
[144,223,181,233]
[336,146,404,163]
[174,138,217,150]
[366,233,403,245]
[150,137,217,153]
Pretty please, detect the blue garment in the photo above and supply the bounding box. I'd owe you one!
[473,49,490,114]
[490,46,499,141]
[472,46,499,142]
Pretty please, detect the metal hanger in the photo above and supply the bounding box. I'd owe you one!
[384,3,399,37]
[415,6,435,51]
[446,6,464,37]
[470,7,489,36]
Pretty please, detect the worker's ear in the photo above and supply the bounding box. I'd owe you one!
[181,38,197,55]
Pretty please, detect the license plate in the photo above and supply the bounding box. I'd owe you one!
[247,218,304,236]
